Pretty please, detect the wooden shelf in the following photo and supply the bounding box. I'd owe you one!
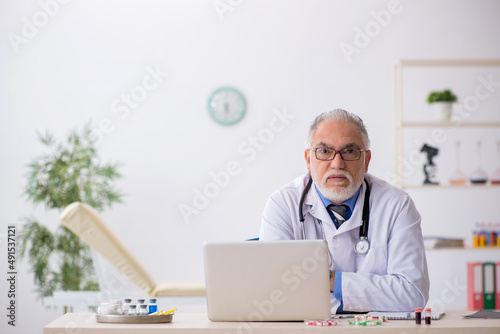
[399,121,500,128]
[426,247,500,251]
[403,184,500,189]
[397,59,500,67]
[426,247,500,258]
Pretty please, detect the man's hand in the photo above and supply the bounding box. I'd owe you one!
[330,271,335,292]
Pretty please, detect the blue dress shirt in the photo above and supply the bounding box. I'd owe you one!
[315,184,362,313]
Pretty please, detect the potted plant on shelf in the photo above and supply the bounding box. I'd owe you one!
[426,89,458,122]
[19,125,124,299]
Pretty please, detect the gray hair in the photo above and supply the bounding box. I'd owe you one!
[305,109,370,149]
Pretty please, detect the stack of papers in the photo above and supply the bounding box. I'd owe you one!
[462,310,500,319]
[423,236,464,248]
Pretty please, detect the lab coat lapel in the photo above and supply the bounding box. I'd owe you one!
[303,185,332,226]
[303,183,342,244]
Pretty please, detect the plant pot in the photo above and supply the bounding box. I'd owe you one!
[430,102,452,122]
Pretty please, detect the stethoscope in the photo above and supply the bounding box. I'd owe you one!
[298,176,371,255]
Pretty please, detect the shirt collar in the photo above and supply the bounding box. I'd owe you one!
[314,184,362,220]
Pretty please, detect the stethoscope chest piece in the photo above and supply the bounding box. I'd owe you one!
[354,236,370,255]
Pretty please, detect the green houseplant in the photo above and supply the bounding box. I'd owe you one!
[19,125,124,298]
[426,89,458,121]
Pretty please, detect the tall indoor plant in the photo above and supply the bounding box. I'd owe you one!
[19,125,124,298]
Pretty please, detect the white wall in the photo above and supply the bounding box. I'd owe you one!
[1,0,500,332]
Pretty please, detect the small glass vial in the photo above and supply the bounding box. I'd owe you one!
[128,304,137,315]
[149,299,158,314]
[122,299,131,315]
[138,304,148,316]
[415,308,422,324]
[136,299,145,315]
[424,308,431,325]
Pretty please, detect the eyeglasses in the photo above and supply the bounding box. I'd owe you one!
[309,147,367,161]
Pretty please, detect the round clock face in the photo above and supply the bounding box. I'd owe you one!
[207,87,246,125]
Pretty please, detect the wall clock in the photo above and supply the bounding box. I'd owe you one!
[207,87,246,125]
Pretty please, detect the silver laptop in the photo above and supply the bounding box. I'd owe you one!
[203,240,331,321]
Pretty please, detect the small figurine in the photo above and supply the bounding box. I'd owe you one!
[420,144,439,185]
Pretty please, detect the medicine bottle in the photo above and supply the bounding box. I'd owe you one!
[136,299,145,315]
[122,299,131,315]
[414,308,422,324]
[138,304,149,316]
[128,304,137,315]
[424,308,431,325]
[149,299,158,314]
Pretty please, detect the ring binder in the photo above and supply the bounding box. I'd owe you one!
[468,262,484,310]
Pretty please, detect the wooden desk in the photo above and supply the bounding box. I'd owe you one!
[44,311,500,334]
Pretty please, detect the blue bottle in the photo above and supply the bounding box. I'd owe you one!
[149,299,158,314]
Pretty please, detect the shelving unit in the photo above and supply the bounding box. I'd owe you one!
[394,59,500,310]
[425,247,500,310]
[394,59,500,189]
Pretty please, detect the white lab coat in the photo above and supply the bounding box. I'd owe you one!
[260,172,429,313]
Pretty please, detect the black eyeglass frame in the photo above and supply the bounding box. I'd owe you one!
[309,147,368,161]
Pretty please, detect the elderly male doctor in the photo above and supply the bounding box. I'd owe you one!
[260,109,429,314]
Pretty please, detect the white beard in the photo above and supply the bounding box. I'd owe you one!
[312,161,365,203]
